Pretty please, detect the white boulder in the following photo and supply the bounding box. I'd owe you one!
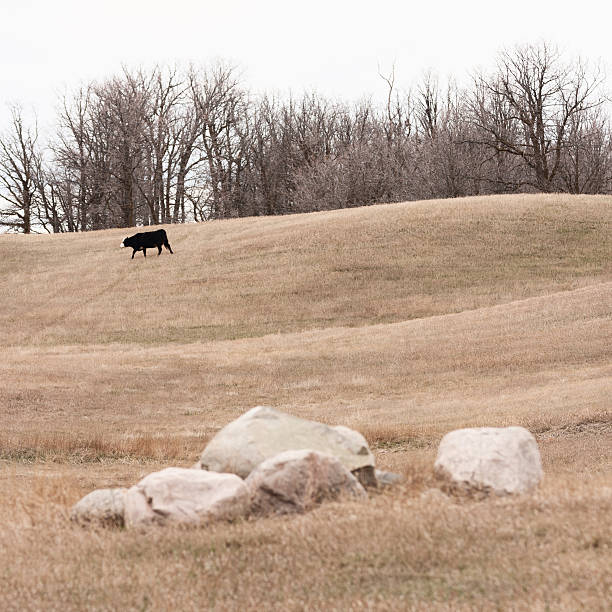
[70,488,128,527]
[124,467,250,528]
[246,449,366,516]
[198,407,375,481]
[434,426,543,495]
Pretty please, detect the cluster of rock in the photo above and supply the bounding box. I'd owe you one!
[72,407,381,529]
[70,406,543,529]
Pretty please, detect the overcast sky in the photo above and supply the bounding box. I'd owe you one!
[1,0,610,132]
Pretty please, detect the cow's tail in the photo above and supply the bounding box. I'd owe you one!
[163,230,174,254]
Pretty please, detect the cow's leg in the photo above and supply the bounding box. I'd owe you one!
[131,249,136,259]
[165,241,174,254]
[157,244,162,255]
[143,248,147,257]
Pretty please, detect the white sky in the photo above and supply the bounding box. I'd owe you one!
[1,0,610,133]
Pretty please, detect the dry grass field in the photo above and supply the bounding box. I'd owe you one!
[0,193,610,610]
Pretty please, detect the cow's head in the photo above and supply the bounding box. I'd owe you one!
[120,236,131,248]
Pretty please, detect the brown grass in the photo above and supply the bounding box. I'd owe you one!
[1,193,611,610]
[1,193,609,347]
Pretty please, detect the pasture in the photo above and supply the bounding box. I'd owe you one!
[0,193,610,610]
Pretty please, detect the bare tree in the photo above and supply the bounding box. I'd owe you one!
[189,63,250,219]
[0,107,42,233]
[558,105,612,193]
[54,87,95,231]
[134,66,198,225]
[470,43,604,192]
[416,73,439,140]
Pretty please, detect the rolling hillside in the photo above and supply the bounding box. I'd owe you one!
[0,193,609,347]
[0,193,610,611]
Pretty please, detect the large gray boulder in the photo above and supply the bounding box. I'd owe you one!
[70,488,128,527]
[246,449,366,516]
[124,467,250,528]
[434,426,543,495]
[198,407,375,483]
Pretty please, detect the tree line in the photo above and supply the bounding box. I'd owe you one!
[1,42,610,233]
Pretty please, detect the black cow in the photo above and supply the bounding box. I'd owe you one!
[120,229,174,259]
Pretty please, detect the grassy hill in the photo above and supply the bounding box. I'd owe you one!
[1,193,609,346]
[0,193,610,610]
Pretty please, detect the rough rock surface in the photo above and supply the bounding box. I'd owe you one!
[124,467,250,528]
[198,406,375,480]
[246,449,366,516]
[70,488,127,527]
[434,426,543,495]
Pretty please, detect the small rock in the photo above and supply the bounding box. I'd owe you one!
[70,488,127,528]
[375,469,404,488]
